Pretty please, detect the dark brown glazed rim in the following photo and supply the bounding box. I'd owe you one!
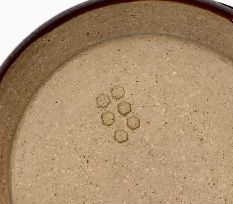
[0,0,232,82]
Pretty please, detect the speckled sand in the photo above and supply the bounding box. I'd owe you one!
[11,35,233,204]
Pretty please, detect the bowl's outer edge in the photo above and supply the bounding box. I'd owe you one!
[0,0,232,82]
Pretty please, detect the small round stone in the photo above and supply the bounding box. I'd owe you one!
[117,101,131,116]
[101,111,115,126]
[114,129,128,143]
[110,86,125,100]
[96,93,111,108]
[127,116,140,130]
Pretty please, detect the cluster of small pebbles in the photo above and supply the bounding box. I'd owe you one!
[96,86,140,143]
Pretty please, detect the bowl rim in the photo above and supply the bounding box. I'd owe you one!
[0,0,232,82]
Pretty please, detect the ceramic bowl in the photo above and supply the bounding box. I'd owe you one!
[0,1,233,203]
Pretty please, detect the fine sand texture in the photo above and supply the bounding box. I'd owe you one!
[11,35,233,204]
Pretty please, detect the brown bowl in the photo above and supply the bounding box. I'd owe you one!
[0,1,233,203]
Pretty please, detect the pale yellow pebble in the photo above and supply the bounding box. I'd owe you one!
[110,86,125,99]
[114,129,128,143]
[127,116,140,130]
[96,93,111,108]
[117,101,131,116]
[101,111,115,126]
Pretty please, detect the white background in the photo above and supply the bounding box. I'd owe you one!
[0,0,232,66]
